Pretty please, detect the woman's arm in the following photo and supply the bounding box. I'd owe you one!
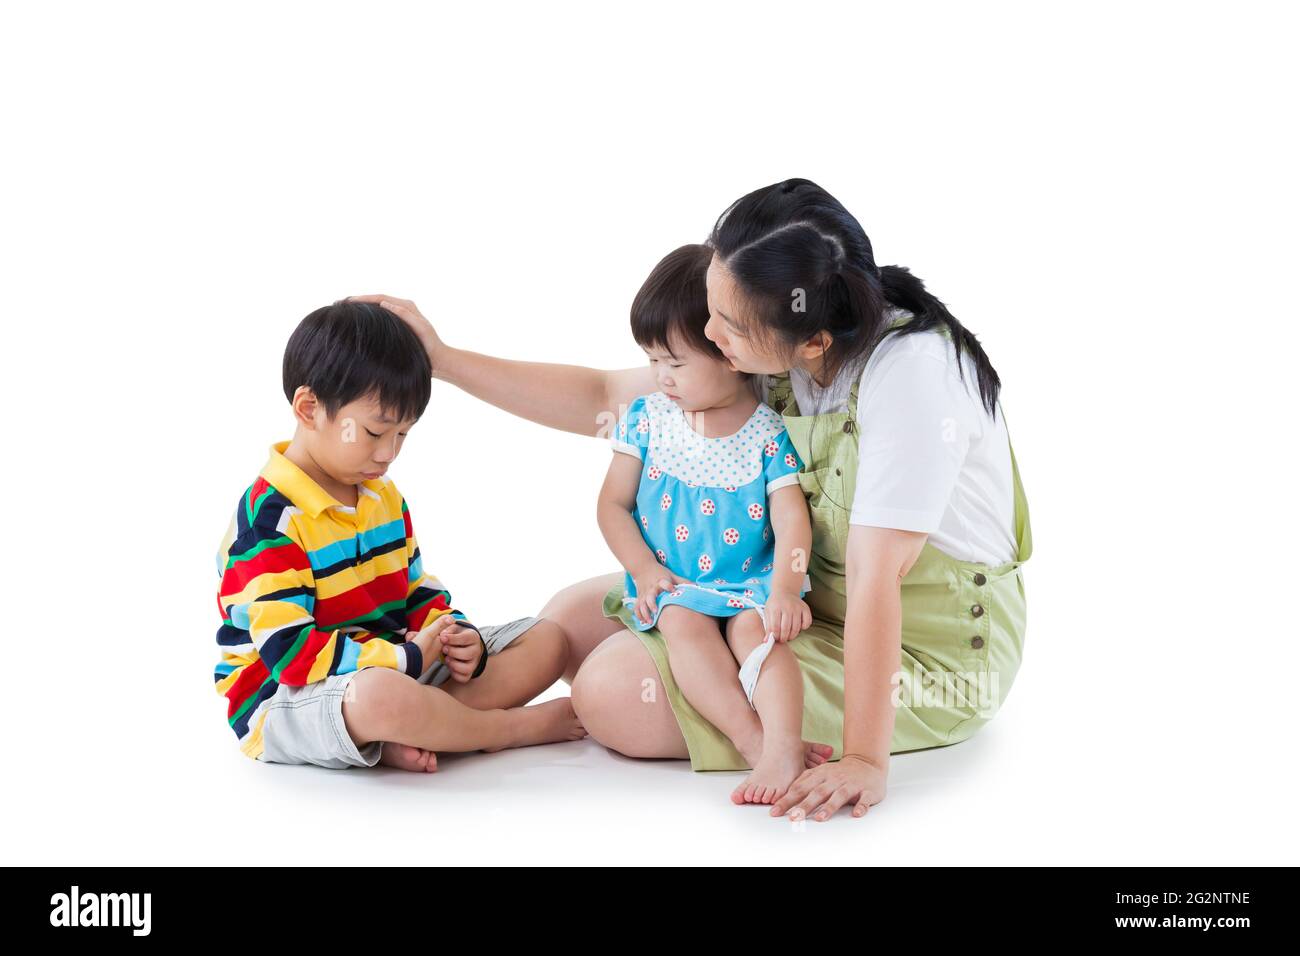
[349,295,656,437]
[841,524,928,767]
[769,523,927,822]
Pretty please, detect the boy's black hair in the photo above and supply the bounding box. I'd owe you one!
[630,243,723,360]
[283,300,432,422]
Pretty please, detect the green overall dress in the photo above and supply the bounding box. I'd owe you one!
[602,364,1033,771]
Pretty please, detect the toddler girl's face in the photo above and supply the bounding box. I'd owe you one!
[643,332,749,412]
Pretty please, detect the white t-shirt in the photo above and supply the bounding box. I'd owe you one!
[763,313,1017,566]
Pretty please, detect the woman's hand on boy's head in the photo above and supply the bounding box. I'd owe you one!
[439,622,484,683]
[347,294,444,372]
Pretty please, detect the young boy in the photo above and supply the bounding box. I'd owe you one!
[214,300,585,771]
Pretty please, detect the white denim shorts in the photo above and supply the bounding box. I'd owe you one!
[255,615,543,770]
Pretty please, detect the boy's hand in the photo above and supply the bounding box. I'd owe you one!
[408,615,459,669]
[763,590,812,643]
[439,622,484,683]
[630,564,693,626]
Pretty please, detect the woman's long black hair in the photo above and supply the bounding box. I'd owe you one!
[707,178,1001,416]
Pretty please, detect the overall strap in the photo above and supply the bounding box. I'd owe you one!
[766,372,799,416]
[1007,431,1033,562]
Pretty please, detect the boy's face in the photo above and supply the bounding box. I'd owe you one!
[304,392,417,485]
[643,331,746,412]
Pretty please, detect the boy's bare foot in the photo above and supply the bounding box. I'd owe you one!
[484,698,587,752]
[379,743,439,773]
[731,736,807,805]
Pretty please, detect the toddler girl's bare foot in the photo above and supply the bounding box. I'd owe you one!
[737,733,832,775]
[731,736,806,805]
[484,698,587,753]
[380,743,439,773]
[805,741,833,768]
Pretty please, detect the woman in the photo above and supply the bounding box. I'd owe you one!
[353,177,1031,822]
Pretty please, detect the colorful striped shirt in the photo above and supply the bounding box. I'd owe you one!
[214,441,480,760]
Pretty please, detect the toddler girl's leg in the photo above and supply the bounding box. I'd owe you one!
[724,610,806,805]
[342,667,585,756]
[655,605,765,767]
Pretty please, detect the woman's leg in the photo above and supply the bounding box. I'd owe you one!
[538,571,627,683]
[549,574,835,768]
[569,631,690,759]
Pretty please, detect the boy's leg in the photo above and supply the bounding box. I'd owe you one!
[724,611,806,806]
[654,605,766,768]
[342,667,585,757]
[441,618,568,710]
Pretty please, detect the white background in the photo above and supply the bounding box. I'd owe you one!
[2,1,1296,865]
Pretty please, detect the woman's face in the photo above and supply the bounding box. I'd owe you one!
[703,253,792,375]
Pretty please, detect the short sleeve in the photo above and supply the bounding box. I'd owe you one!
[849,350,982,532]
[611,394,651,462]
[763,428,804,494]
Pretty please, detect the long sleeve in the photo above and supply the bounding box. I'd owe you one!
[399,498,489,678]
[217,522,425,688]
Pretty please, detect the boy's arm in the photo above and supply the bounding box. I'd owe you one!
[401,499,489,679]
[218,524,425,686]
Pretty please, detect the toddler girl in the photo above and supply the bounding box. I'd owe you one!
[597,244,817,805]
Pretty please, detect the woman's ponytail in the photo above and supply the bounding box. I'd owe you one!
[879,264,1001,416]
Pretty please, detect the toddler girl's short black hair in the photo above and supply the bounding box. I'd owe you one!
[630,243,723,360]
[283,300,432,422]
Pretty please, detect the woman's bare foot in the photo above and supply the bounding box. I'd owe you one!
[379,743,439,773]
[731,735,807,805]
[484,698,587,752]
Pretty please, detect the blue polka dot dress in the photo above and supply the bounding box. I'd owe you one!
[611,391,810,631]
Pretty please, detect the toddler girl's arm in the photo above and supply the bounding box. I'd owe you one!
[768,483,813,594]
[764,483,814,641]
[597,454,684,625]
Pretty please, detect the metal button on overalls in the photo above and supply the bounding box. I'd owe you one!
[971,604,985,618]
[973,572,987,586]
[970,636,985,649]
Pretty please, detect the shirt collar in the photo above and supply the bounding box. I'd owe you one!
[260,440,362,519]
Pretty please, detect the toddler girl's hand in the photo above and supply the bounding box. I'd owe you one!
[763,591,812,642]
[631,566,693,626]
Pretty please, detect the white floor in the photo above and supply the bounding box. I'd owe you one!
[17,668,1294,866]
